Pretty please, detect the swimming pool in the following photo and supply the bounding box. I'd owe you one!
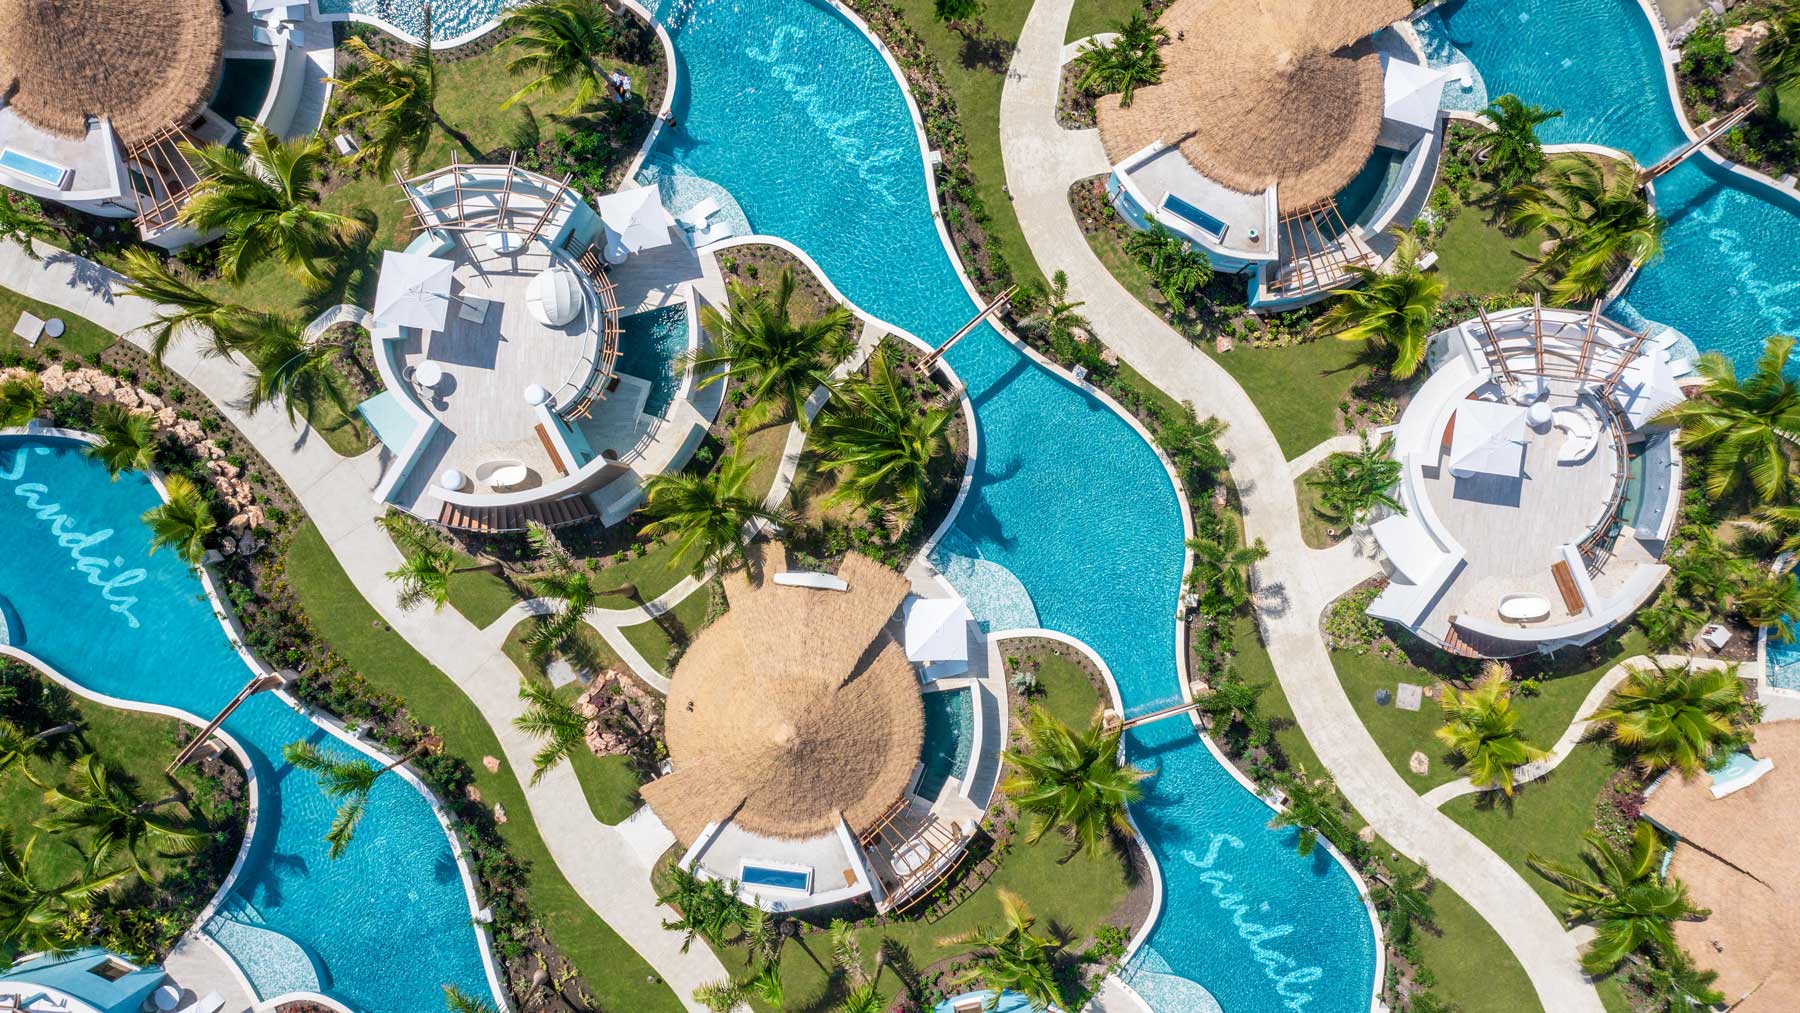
[0,147,71,189]
[615,305,688,418]
[318,0,510,43]
[645,1,1378,1008]
[915,686,973,800]
[1333,146,1409,232]
[1765,583,1800,691]
[0,436,494,1013]
[1418,0,1800,370]
[209,58,274,128]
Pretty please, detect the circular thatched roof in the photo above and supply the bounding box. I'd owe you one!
[641,547,924,843]
[1096,0,1411,211]
[0,0,224,144]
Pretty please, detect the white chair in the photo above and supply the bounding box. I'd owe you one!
[694,218,736,246]
[677,197,722,231]
[334,133,360,157]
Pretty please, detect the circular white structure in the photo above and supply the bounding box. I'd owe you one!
[523,383,551,406]
[438,468,467,492]
[526,266,583,327]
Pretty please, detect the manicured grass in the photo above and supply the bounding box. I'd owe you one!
[1293,461,1347,550]
[1067,0,1152,42]
[285,523,681,1011]
[618,582,715,676]
[736,416,794,507]
[1414,875,1545,1013]
[299,371,377,457]
[445,554,521,630]
[1084,228,1163,314]
[589,538,698,609]
[1018,646,1105,729]
[0,284,118,359]
[1433,208,1542,299]
[1228,616,1328,778]
[1205,338,1367,460]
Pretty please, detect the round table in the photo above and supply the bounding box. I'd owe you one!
[439,468,468,492]
[523,383,551,407]
[1527,400,1553,429]
[43,318,64,339]
[152,985,181,1011]
[413,360,445,390]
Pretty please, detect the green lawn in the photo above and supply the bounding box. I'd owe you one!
[1205,338,1367,460]
[1014,644,1105,729]
[285,524,681,1011]
[445,555,520,629]
[589,537,700,609]
[1433,207,1542,299]
[1293,461,1347,550]
[618,582,715,676]
[1067,0,1151,42]
[0,284,118,359]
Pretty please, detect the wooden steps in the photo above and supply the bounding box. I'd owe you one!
[436,495,595,534]
[1441,619,1480,658]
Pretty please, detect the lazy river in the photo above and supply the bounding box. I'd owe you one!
[1420,0,1800,368]
[641,0,1378,1009]
[0,436,494,1013]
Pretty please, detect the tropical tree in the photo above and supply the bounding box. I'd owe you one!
[656,865,750,952]
[512,678,594,786]
[1635,598,1707,654]
[1033,269,1088,346]
[1158,410,1228,478]
[179,124,369,289]
[0,828,128,952]
[442,985,498,1013]
[85,403,158,480]
[329,35,438,176]
[1194,668,1269,746]
[812,347,953,520]
[932,0,985,33]
[1506,153,1663,306]
[0,374,45,428]
[1479,94,1562,188]
[0,718,76,785]
[281,740,420,859]
[1653,335,1800,502]
[380,513,462,612]
[1308,431,1404,525]
[1634,943,1724,1011]
[1002,708,1146,859]
[1747,501,1800,557]
[938,889,1065,1012]
[1123,224,1212,309]
[1267,766,1349,858]
[115,249,260,364]
[238,313,355,425]
[691,268,855,430]
[1585,661,1753,777]
[1528,821,1704,975]
[641,455,785,577]
[524,553,605,663]
[691,979,746,1013]
[1371,864,1437,947]
[35,754,204,879]
[0,192,61,261]
[141,474,216,566]
[1434,670,1548,795]
[1737,567,1800,634]
[1316,229,1444,379]
[1072,12,1168,105]
[1186,523,1268,614]
[1755,5,1800,96]
[500,0,620,114]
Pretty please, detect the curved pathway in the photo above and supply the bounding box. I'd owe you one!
[996,1,1604,1008]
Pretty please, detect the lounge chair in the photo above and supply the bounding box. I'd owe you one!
[677,196,722,231]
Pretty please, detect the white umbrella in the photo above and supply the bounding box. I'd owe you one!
[904,597,973,663]
[373,250,456,332]
[1448,398,1529,479]
[595,186,672,256]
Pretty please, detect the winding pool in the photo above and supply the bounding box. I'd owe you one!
[641,1,1378,1009]
[1420,0,1800,367]
[0,436,493,1013]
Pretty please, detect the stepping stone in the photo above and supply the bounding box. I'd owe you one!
[1396,683,1425,711]
[1410,751,1430,776]
[1358,826,1376,844]
[482,755,501,773]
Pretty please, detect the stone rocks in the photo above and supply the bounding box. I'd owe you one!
[577,672,663,758]
[493,803,508,825]
[482,755,501,773]
[1358,825,1377,844]
[1409,751,1430,776]
[1723,20,1770,55]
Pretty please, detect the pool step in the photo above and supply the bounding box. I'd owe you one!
[436,495,595,535]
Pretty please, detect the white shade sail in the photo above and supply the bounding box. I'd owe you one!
[527,266,583,327]
[1383,55,1451,134]
[1612,353,1683,429]
[596,186,672,255]
[372,250,456,332]
[1448,399,1529,479]
[903,597,973,663]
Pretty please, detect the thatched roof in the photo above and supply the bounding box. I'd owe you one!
[1095,0,1411,211]
[641,546,923,844]
[1642,721,1800,1010]
[0,0,224,144]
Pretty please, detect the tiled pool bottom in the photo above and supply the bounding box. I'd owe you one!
[615,306,688,418]
[915,686,973,799]
[1766,588,1800,691]
[319,0,509,42]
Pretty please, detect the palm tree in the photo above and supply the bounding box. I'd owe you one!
[1479,94,1562,188]
[1652,335,1800,502]
[1186,524,1268,614]
[141,474,216,566]
[691,269,854,430]
[1316,229,1444,379]
[1267,766,1349,858]
[500,0,621,114]
[828,918,883,1012]
[442,985,497,1013]
[35,754,204,879]
[1755,5,1800,96]
[1194,668,1268,741]
[1371,864,1437,946]
[512,678,594,785]
[1123,224,1212,309]
[0,374,45,428]
[1035,269,1087,346]
[0,192,60,261]
[641,455,785,577]
[691,979,746,1013]
[328,36,438,176]
[655,865,749,952]
[377,513,505,613]
[1072,12,1168,105]
[1585,661,1751,777]
[938,889,1065,1012]
[1528,822,1703,975]
[1747,502,1800,557]
[1434,671,1548,795]
[1308,431,1405,525]
[523,560,605,662]
[281,740,421,859]
[1636,943,1724,1011]
[85,403,158,480]
[932,0,985,33]
[1506,153,1663,306]
[812,347,953,520]
[179,124,369,289]
[238,313,355,425]
[115,249,260,364]
[1002,708,1147,859]
[0,718,75,785]
[1157,410,1228,478]
[1636,598,1706,654]
[1737,568,1800,635]
[0,828,128,952]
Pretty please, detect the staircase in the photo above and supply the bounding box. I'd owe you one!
[436,495,596,534]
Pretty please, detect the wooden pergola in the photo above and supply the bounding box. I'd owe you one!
[126,122,203,234]
[1269,197,1376,297]
[394,153,578,245]
[858,797,968,914]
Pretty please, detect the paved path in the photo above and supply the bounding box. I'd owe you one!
[996,5,1606,1010]
[0,239,725,1011]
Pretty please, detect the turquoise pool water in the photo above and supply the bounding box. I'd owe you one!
[645,1,1377,1008]
[1766,581,1800,690]
[356,389,422,452]
[616,305,688,418]
[0,436,492,1013]
[319,0,509,41]
[1333,146,1409,232]
[209,58,274,128]
[1420,0,1800,369]
[915,686,973,800]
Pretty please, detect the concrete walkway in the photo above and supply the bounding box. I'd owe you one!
[0,239,725,1010]
[996,4,1606,1009]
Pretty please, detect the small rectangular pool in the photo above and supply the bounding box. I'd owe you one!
[210,57,276,129]
[357,390,422,452]
[615,306,687,419]
[914,686,973,801]
[1159,193,1227,240]
[0,148,72,189]
[739,862,812,892]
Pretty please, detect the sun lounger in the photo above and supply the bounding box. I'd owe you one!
[677,196,722,231]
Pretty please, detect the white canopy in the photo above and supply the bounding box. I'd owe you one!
[527,266,583,327]
[1448,399,1529,479]
[1383,56,1452,134]
[372,250,456,332]
[1612,353,1684,429]
[596,186,672,256]
[903,596,973,663]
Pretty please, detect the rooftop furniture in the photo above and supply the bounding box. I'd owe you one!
[413,360,446,391]
[475,459,530,490]
[178,994,225,1013]
[152,984,180,1011]
[533,423,569,476]
[526,266,583,327]
[1498,593,1551,624]
[486,231,524,256]
[10,311,44,348]
[373,250,456,331]
[1551,406,1599,465]
[1549,560,1584,614]
[438,468,468,492]
[772,571,850,591]
[903,597,974,663]
[596,185,672,260]
[1526,399,1552,429]
[677,196,722,232]
[1447,398,1529,479]
[524,383,551,406]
